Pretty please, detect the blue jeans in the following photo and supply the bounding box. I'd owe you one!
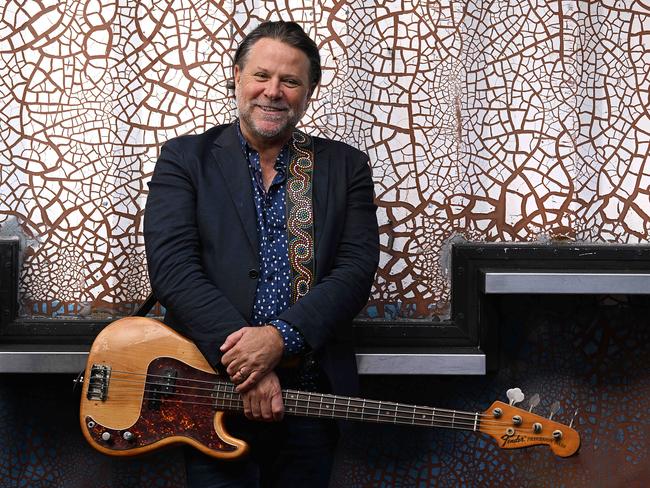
[185,414,339,488]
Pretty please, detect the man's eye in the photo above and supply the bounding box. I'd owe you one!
[254,73,269,79]
[284,79,299,87]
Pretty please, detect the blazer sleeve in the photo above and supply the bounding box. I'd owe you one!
[144,137,246,369]
[278,148,379,351]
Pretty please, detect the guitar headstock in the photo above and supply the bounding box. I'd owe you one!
[480,400,581,457]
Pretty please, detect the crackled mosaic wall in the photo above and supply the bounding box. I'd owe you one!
[1,0,649,319]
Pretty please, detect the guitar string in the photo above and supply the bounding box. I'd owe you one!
[91,371,551,433]
[121,386,483,430]
[97,371,542,431]
[99,370,494,419]
[138,395,507,433]
[101,371,493,424]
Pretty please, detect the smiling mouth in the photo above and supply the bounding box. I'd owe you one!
[256,104,287,113]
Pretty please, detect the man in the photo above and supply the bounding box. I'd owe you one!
[144,21,379,487]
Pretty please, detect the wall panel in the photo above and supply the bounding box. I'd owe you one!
[0,0,648,321]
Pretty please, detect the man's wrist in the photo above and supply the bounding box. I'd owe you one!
[269,319,307,357]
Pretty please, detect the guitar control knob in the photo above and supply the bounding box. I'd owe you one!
[553,430,563,440]
[101,432,112,442]
[123,431,135,442]
[533,423,542,434]
[512,415,522,426]
[493,408,503,418]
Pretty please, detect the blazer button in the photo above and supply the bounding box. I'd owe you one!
[248,269,259,279]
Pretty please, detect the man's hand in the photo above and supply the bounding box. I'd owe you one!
[241,370,284,422]
[220,325,284,392]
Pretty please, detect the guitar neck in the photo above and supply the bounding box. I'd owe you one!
[213,381,481,432]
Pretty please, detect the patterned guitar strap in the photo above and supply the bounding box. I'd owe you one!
[286,130,315,304]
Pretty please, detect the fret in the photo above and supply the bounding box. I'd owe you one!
[226,388,237,410]
[213,383,227,409]
[210,384,217,408]
[473,412,478,431]
[349,398,363,420]
[221,383,236,410]
[393,402,399,424]
[431,407,436,426]
[346,397,351,420]
[217,386,225,409]
[362,399,366,420]
[411,405,416,425]
[285,392,296,414]
[415,406,428,422]
[451,410,456,428]
[322,394,332,417]
[377,400,382,422]
[218,384,227,409]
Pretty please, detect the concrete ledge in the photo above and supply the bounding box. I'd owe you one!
[0,345,89,373]
[355,347,486,375]
[0,345,486,375]
[483,272,650,295]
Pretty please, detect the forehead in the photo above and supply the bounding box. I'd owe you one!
[243,38,310,76]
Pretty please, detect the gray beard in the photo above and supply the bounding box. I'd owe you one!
[236,87,304,140]
[238,106,302,140]
[241,111,294,139]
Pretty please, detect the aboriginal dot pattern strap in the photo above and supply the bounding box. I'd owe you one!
[286,130,315,304]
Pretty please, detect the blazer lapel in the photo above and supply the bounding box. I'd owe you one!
[210,124,259,256]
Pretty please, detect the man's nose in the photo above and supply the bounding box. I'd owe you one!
[264,79,282,99]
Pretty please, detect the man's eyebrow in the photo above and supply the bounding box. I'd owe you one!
[251,66,303,80]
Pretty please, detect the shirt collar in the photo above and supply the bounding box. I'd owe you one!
[236,120,290,172]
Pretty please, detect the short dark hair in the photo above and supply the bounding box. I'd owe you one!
[233,21,321,90]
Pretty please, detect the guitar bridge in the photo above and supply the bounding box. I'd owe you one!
[87,364,111,401]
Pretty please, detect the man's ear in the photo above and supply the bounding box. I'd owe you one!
[233,65,241,86]
[305,85,316,106]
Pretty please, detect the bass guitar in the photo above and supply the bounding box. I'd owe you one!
[79,317,580,459]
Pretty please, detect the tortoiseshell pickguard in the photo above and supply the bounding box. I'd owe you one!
[84,358,239,455]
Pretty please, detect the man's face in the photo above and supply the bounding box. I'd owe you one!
[234,37,312,147]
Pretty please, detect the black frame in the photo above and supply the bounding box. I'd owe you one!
[0,240,18,329]
[354,242,650,350]
[449,242,650,369]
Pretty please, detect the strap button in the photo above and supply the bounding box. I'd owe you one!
[248,269,259,279]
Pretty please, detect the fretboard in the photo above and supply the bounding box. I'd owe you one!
[211,382,481,431]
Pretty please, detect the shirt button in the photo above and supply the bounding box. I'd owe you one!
[248,269,259,279]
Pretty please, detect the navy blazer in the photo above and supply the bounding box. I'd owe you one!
[144,122,379,395]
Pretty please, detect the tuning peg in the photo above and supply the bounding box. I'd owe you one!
[569,408,579,428]
[528,393,540,412]
[549,401,561,420]
[506,388,525,406]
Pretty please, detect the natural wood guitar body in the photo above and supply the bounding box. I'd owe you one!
[79,317,247,459]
